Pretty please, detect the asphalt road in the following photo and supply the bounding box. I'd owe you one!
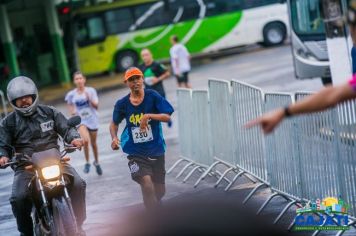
[2,44,355,236]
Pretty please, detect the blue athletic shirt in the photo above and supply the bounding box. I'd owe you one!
[112,89,174,157]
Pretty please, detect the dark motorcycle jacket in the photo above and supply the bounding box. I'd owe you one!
[0,104,80,160]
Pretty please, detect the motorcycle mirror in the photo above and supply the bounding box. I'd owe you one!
[67,116,81,127]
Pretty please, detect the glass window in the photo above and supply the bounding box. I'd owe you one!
[87,17,105,39]
[134,2,171,29]
[76,19,88,43]
[75,16,106,46]
[291,0,325,35]
[169,0,200,22]
[204,0,242,16]
[105,8,134,34]
[243,0,281,9]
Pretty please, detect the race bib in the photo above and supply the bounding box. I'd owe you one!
[40,120,54,132]
[131,125,153,143]
[79,108,92,119]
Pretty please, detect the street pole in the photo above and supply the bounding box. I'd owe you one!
[43,0,71,87]
[0,4,20,78]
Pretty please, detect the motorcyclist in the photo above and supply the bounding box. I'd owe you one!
[0,76,86,236]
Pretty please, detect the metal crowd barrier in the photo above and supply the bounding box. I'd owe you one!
[260,92,304,225]
[334,100,356,234]
[168,89,230,184]
[194,79,254,188]
[167,89,193,175]
[0,90,7,118]
[171,79,356,235]
[226,80,267,204]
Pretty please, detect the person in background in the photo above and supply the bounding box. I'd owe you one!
[65,71,103,175]
[169,35,191,88]
[139,48,172,127]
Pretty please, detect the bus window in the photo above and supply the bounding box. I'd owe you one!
[169,0,200,21]
[244,0,283,9]
[105,8,134,34]
[88,17,105,39]
[291,0,324,38]
[204,0,243,17]
[133,2,170,30]
[76,16,105,46]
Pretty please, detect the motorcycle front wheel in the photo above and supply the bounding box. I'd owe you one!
[52,197,78,236]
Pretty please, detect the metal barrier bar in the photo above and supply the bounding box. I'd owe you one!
[208,79,235,165]
[168,89,194,175]
[192,79,237,187]
[334,100,356,218]
[295,92,346,202]
[180,90,217,183]
[259,92,304,220]
[228,80,269,200]
[231,80,267,183]
[264,92,301,198]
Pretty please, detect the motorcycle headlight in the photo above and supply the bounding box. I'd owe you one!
[42,165,60,180]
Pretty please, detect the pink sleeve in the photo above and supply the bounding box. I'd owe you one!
[348,74,356,90]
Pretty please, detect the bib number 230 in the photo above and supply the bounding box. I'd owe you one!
[132,126,153,143]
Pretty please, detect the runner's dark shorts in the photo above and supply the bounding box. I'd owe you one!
[127,155,166,184]
[176,72,189,83]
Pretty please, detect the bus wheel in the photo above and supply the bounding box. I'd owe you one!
[263,22,286,46]
[116,51,138,72]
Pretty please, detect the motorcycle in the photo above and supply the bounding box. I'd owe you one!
[1,116,82,236]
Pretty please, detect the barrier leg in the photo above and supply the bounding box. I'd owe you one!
[176,162,194,179]
[167,158,188,174]
[194,161,221,188]
[273,200,297,224]
[244,173,258,184]
[213,170,232,184]
[256,192,279,215]
[287,216,297,231]
[224,170,245,191]
[214,167,234,188]
[182,166,202,183]
[243,183,268,204]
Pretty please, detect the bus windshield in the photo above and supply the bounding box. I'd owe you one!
[290,0,325,39]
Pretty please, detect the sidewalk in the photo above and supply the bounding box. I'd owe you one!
[39,73,125,105]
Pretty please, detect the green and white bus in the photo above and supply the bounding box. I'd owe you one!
[73,0,289,75]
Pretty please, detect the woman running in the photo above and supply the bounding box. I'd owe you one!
[65,71,102,175]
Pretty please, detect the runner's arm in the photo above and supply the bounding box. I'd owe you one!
[109,121,119,140]
[89,99,98,110]
[158,70,170,82]
[144,113,171,123]
[285,83,356,116]
[245,82,356,134]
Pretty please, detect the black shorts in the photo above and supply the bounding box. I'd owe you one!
[176,72,189,83]
[127,155,166,184]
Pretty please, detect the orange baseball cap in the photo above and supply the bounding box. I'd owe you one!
[124,67,143,81]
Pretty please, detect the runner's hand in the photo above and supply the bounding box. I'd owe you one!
[140,114,150,132]
[0,156,9,167]
[151,77,159,85]
[71,139,84,150]
[111,137,120,150]
[245,108,285,134]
